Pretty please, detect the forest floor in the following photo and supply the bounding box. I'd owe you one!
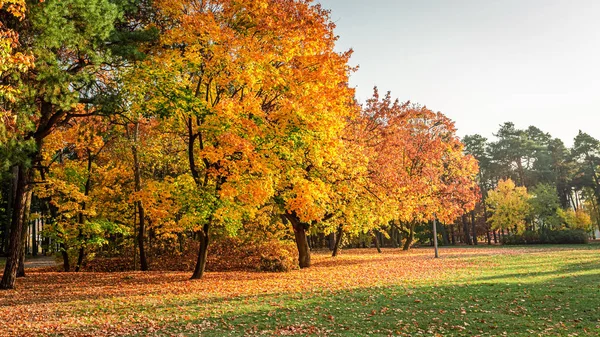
[1,244,599,336]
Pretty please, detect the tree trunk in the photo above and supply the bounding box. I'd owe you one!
[136,200,148,271]
[61,242,70,272]
[16,190,32,278]
[493,230,497,244]
[75,154,93,272]
[285,213,310,268]
[516,157,526,186]
[332,225,344,257]
[294,223,310,268]
[373,231,382,253]
[2,167,17,256]
[328,232,335,251]
[1,165,29,289]
[32,219,37,257]
[486,229,492,245]
[131,124,148,272]
[450,224,456,245]
[191,222,210,279]
[402,223,415,251]
[462,214,473,245]
[75,247,85,272]
[390,226,398,248]
[471,211,478,245]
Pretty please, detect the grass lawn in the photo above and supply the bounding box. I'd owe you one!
[1,245,599,336]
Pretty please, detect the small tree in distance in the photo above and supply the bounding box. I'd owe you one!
[486,179,531,234]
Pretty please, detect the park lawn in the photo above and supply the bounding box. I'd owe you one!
[1,245,599,336]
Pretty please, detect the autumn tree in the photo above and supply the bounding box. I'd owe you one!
[0,0,155,289]
[486,179,531,234]
[147,0,355,275]
[358,89,478,251]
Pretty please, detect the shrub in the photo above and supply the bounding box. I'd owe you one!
[502,229,588,245]
[83,237,299,272]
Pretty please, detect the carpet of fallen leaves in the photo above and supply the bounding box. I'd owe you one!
[0,246,593,336]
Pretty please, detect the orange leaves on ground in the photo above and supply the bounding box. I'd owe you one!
[0,248,497,336]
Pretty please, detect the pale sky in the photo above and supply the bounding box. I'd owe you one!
[318,0,600,146]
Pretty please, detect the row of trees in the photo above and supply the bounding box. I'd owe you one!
[463,123,600,242]
[0,0,479,289]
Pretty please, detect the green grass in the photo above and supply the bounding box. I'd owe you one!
[131,245,600,336]
[5,245,599,336]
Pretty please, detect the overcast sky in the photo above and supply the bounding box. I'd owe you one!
[317,0,600,146]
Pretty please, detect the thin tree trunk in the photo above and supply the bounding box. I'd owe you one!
[332,225,344,257]
[462,214,473,245]
[191,222,210,279]
[75,246,85,272]
[16,190,32,278]
[75,154,93,272]
[130,123,148,271]
[450,224,456,245]
[32,219,37,257]
[471,211,478,245]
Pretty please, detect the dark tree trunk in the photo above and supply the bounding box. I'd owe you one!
[75,247,85,272]
[136,200,148,271]
[471,211,478,245]
[332,225,344,257]
[1,165,29,289]
[373,231,382,253]
[486,229,492,245]
[75,154,93,272]
[61,243,70,272]
[293,222,310,268]
[402,223,415,251]
[328,232,335,251]
[2,167,17,256]
[131,124,148,272]
[493,230,497,244]
[450,224,456,245]
[462,214,473,245]
[285,213,310,268]
[390,226,398,248]
[191,223,210,279]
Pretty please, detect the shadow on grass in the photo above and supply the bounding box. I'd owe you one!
[36,254,600,337]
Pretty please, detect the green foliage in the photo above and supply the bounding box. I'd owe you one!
[528,183,561,228]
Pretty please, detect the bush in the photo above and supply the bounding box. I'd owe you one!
[83,237,299,273]
[502,229,589,245]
